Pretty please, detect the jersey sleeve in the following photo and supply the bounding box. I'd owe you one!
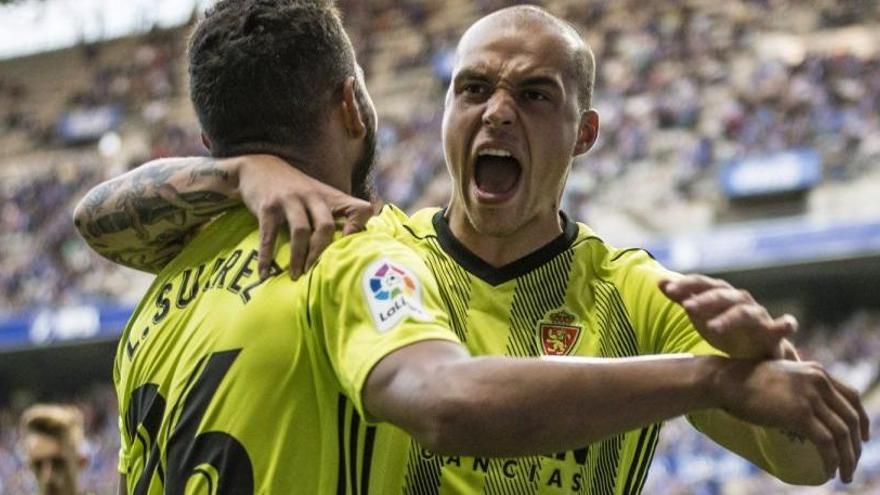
[609,249,721,356]
[309,233,463,421]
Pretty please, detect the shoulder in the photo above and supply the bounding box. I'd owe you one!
[570,221,672,293]
[366,204,410,236]
[316,228,427,283]
[365,204,441,243]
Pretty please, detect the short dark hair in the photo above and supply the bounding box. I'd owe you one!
[188,0,356,156]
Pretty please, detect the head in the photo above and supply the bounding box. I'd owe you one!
[442,6,599,237]
[188,0,378,200]
[20,404,88,495]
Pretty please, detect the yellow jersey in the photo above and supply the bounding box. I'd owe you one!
[114,207,460,494]
[363,206,721,495]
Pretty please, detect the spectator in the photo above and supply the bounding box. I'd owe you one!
[20,404,88,495]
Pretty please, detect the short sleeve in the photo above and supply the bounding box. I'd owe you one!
[310,233,462,420]
[610,249,722,357]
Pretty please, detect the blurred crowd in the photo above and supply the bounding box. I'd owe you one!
[2,0,880,313]
[0,30,181,150]
[1,0,879,493]
[0,154,163,314]
[0,311,876,494]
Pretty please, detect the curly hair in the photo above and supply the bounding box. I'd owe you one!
[188,0,357,156]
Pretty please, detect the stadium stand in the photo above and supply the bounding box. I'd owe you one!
[1,0,879,493]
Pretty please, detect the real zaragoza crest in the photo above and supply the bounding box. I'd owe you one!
[537,309,583,356]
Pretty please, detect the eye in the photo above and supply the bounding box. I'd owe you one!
[463,82,489,96]
[522,90,549,102]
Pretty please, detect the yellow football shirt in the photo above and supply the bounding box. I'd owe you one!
[362,206,722,495]
[114,207,460,494]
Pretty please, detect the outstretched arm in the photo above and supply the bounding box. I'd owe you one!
[74,155,373,276]
[364,341,868,485]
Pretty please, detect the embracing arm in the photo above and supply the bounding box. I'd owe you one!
[74,155,373,276]
[73,157,241,273]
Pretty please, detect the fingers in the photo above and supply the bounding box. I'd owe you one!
[659,274,732,302]
[286,200,311,280]
[824,384,863,480]
[805,418,840,481]
[681,287,752,321]
[706,304,790,338]
[701,305,790,359]
[767,314,798,337]
[334,198,373,235]
[830,376,871,442]
[805,367,866,483]
[257,206,282,280]
[304,195,336,273]
[772,339,801,361]
[813,397,856,483]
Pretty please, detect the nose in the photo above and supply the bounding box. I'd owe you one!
[482,90,516,128]
[38,462,54,485]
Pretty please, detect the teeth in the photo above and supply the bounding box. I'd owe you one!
[477,148,512,158]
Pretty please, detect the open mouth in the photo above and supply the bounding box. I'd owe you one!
[474,150,522,198]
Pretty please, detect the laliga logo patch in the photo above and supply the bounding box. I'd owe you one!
[363,259,429,332]
[537,308,583,356]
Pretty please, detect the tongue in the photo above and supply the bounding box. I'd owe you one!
[475,156,520,194]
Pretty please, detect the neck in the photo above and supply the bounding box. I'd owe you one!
[445,204,564,267]
[296,157,351,194]
[215,142,351,194]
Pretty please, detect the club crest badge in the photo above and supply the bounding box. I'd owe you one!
[537,309,583,356]
[362,259,429,332]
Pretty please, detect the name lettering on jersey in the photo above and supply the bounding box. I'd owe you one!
[129,249,283,361]
[536,308,583,356]
[362,259,430,332]
[419,448,588,492]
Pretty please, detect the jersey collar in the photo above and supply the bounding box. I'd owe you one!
[432,209,579,286]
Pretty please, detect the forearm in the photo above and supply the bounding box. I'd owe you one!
[378,352,722,456]
[74,157,242,272]
[689,409,828,485]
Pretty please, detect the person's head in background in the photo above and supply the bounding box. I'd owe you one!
[20,404,88,495]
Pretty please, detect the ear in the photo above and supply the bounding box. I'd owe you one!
[200,132,213,151]
[340,76,367,139]
[573,109,599,156]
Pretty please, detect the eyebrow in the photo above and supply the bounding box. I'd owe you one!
[453,68,563,91]
[453,68,493,85]
[519,75,563,91]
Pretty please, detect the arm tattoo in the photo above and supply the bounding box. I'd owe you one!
[187,161,231,185]
[75,157,238,272]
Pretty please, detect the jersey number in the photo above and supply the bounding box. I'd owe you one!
[126,349,254,494]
